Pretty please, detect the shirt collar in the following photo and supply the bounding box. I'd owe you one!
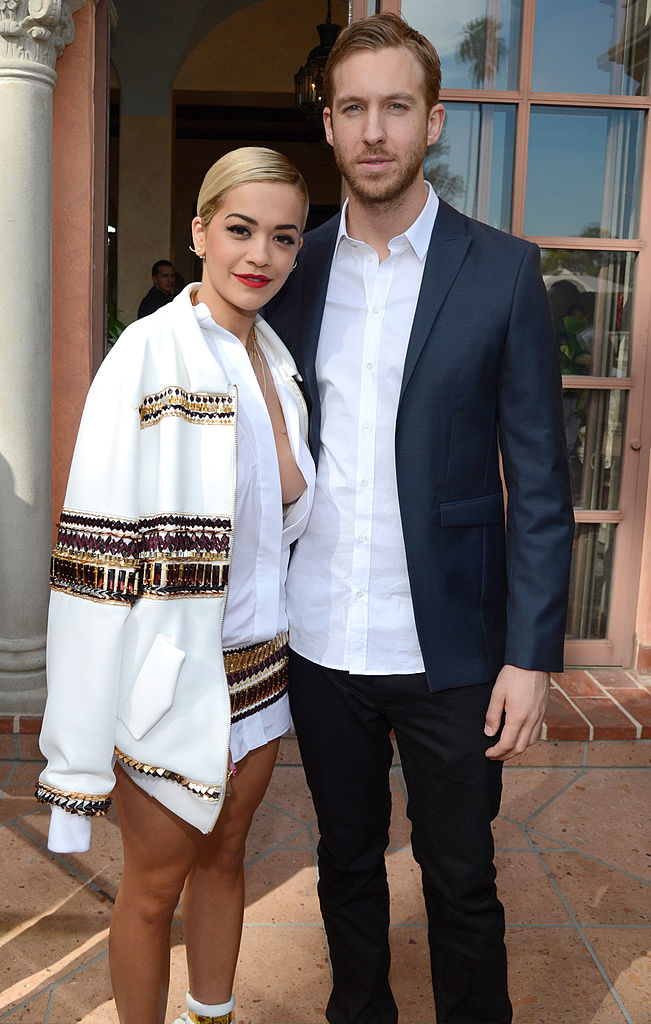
[334,180,439,262]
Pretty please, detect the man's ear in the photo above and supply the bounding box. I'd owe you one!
[323,107,334,147]
[427,104,445,147]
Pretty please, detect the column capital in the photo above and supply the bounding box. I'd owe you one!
[0,0,76,73]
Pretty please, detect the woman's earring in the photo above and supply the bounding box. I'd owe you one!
[291,260,297,270]
[189,244,206,260]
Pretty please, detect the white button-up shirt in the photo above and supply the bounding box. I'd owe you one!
[287,183,439,674]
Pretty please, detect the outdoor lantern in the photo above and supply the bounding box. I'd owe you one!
[294,0,341,135]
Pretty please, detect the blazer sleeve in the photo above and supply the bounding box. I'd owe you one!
[497,242,574,671]
[36,349,142,816]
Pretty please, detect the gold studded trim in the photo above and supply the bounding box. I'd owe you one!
[35,782,112,816]
[225,631,290,723]
[140,559,228,599]
[139,387,235,428]
[114,749,223,800]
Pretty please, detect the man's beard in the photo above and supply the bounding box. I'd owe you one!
[332,133,428,206]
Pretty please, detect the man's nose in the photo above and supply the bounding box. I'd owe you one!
[362,110,386,146]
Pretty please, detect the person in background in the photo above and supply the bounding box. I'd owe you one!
[36,147,314,1024]
[137,258,176,318]
[264,13,574,1024]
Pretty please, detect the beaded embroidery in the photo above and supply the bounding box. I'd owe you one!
[50,511,141,603]
[50,511,232,603]
[225,632,290,723]
[139,387,235,429]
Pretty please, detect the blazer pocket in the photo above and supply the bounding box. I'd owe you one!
[119,633,185,741]
[440,492,504,528]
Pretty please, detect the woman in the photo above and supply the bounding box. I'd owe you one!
[36,148,314,1024]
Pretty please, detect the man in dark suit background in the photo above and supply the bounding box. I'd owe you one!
[265,14,574,1024]
[137,258,176,319]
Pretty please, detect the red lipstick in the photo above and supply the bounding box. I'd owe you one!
[234,274,271,288]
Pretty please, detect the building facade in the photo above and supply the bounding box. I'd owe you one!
[1,0,650,716]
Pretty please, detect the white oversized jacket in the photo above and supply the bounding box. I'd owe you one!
[37,286,310,831]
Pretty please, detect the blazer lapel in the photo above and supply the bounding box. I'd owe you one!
[400,201,471,402]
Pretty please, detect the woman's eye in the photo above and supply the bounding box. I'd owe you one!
[275,234,296,246]
[227,224,250,237]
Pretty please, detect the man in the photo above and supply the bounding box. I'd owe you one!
[137,259,176,318]
[265,13,573,1024]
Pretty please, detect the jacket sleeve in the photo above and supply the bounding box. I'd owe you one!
[497,243,575,671]
[36,347,142,816]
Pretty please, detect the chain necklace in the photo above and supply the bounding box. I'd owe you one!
[248,325,267,400]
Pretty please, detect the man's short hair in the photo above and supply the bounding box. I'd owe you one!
[152,259,173,277]
[324,12,441,111]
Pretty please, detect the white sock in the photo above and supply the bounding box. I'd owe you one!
[186,990,235,1017]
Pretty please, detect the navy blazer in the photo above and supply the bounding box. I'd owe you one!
[265,199,574,692]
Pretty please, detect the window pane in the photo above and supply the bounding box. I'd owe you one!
[525,107,644,238]
[533,0,649,97]
[566,523,617,639]
[542,250,636,377]
[401,0,521,90]
[563,389,627,510]
[425,103,515,230]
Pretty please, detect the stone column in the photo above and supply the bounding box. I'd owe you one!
[0,0,80,714]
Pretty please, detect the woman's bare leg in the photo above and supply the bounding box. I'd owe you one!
[182,738,280,1004]
[110,765,202,1024]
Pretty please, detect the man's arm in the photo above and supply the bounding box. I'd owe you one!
[484,664,549,760]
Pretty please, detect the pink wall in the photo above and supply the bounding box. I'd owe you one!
[51,1,108,542]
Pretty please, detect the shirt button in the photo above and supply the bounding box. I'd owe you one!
[359,536,367,543]
[366,254,374,262]
[363,421,370,429]
[356,590,364,598]
[366,362,374,370]
[361,479,369,487]
[372,306,380,315]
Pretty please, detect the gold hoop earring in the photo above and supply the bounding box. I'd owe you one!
[292,260,297,270]
[189,244,206,260]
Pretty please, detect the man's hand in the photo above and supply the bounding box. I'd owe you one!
[484,665,550,760]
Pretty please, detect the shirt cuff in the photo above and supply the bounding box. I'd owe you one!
[47,805,92,853]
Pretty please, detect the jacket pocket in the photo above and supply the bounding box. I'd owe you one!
[440,492,504,528]
[119,633,185,741]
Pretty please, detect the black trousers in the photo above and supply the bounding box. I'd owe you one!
[289,651,512,1024]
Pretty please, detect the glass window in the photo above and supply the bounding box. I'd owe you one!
[542,250,636,377]
[401,0,521,90]
[562,388,627,510]
[425,103,515,230]
[532,0,649,97]
[525,107,644,238]
[566,523,617,639]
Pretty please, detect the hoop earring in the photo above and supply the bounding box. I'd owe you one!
[291,260,297,270]
[189,244,206,260]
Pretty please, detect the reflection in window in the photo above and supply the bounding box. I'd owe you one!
[567,523,617,639]
[526,107,644,238]
[401,0,521,90]
[425,104,515,230]
[542,250,636,376]
[533,0,650,96]
[562,389,627,510]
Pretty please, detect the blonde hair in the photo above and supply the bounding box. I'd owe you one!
[324,12,441,110]
[197,147,309,231]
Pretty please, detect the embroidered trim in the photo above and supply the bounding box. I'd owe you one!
[115,749,223,800]
[225,632,290,723]
[139,387,235,429]
[141,560,229,598]
[51,511,232,602]
[139,513,232,560]
[35,782,111,816]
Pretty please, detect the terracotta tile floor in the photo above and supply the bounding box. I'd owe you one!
[1,737,649,1024]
